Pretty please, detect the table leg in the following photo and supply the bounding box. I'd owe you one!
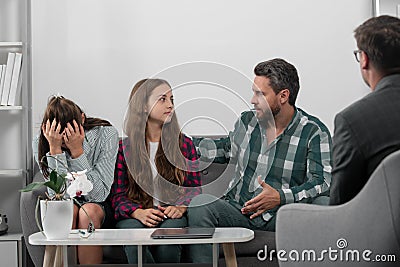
[222,243,237,267]
[43,245,68,267]
[62,246,68,267]
[212,243,218,267]
[138,245,143,267]
[54,246,66,267]
[43,245,57,267]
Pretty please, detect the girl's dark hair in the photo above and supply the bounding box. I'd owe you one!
[38,95,111,176]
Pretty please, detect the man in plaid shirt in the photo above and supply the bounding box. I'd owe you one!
[188,58,332,263]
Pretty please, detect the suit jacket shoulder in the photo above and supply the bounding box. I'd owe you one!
[331,74,400,204]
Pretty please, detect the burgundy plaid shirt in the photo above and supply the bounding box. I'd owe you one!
[111,135,201,221]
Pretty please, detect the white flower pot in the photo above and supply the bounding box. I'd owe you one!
[40,199,73,240]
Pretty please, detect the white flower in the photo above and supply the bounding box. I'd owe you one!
[66,170,93,198]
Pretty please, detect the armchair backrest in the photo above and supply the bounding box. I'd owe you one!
[276,150,400,266]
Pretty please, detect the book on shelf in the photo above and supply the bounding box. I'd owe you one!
[7,53,23,106]
[0,65,4,101]
[0,52,16,106]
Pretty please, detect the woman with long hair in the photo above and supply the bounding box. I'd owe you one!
[33,95,119,264]
[110,79,201,263]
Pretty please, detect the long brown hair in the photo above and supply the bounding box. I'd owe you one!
[123,79,186,208]
[38,95,111,177]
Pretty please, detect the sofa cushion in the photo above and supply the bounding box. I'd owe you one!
[103,245,127,263]
[233,230,275,257]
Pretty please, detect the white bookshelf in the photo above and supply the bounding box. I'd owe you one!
[0,106,23,110]
[0,233,23,241]
[0,169,24,176]
[0,233,23,267]
[0,0,32,266]
[0,42,23,47]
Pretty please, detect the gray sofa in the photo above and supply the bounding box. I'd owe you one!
[21,136,329,267]
[21,160,280,267]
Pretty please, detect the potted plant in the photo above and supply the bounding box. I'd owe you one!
[20,156,93,240]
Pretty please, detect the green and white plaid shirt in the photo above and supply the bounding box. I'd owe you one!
[194,108,332,221]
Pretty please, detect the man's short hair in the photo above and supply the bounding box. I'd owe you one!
[254,58,299,106]
[354,15,400,73]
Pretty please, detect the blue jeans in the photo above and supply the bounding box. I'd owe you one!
[187,194,275,263]
[116,216,187,264]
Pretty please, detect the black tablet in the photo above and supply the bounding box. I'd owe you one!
[150,228,215,239]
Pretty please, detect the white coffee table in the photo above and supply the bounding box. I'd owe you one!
[29,227,254,267]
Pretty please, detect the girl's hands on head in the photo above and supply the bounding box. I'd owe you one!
[63,120,85,158]
[42,119,63,155]
[158,205,187,219]
[132,208,165,227]
[42,119,85,158]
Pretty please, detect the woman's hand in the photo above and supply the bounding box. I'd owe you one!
[42,119,63,155]
[158,205,187,219]
[132,208,165,227]
[63,120,85,158]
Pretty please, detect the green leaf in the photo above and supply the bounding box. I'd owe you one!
[43,180,57,192]
[19,182,47,192]
[49,170,58,184]
[20,170,68,196]
[46,171,68,193]
[55,175,65,193]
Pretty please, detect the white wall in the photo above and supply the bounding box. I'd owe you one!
[32,0,372,136]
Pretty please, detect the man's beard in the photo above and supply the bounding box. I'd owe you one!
[271,104,281,117]
[257,105,280,126]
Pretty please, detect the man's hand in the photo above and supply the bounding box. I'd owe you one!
[158,205,187,219]
[132,208,165,227]
[241,176,280,219]
[42,119,63,155]
[63,120,85,158]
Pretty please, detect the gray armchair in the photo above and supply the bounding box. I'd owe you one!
[276,150,400,267]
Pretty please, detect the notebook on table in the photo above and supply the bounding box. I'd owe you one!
[150,227,215,239]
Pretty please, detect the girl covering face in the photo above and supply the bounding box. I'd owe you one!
[34,95,119,264]
[110,79,201,264]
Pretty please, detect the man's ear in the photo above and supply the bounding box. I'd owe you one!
[361,51,369,70]
[279,89,290,104]
[81,113,85,125]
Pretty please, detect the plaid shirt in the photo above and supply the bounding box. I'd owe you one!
[193,108,332,221]
[111,134,201,221]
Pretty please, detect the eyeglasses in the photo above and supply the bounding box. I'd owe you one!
[353,50,363,63]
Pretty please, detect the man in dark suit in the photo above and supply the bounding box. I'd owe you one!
[330,15,400,205]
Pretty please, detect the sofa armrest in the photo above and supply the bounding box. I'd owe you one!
[311,195,329,205]
[20,172,47,267]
